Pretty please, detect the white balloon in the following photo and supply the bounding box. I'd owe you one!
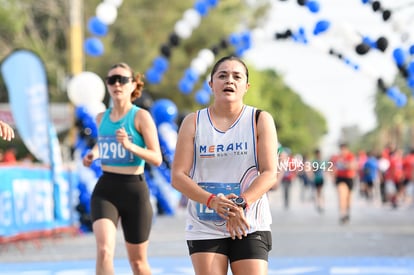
[85,101,107,117]
[96,2,118,25]
[251,28,266,43]
[67,72,105,106]
[174,19,192,39]
[104,0,123,8]
[183,9,201,29]
[198,49,215,67]
[191,58,208,75]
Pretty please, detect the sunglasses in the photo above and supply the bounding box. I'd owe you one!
[106,75,133,85]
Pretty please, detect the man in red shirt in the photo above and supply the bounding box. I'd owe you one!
[331,143,357,224]
[401,148,414,206]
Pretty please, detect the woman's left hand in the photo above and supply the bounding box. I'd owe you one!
[226,207,250,240]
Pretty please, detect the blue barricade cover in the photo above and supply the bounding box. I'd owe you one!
[0,166,77,237]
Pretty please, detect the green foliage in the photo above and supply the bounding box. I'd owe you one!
[356,74,414,153]
[246,68,327,154]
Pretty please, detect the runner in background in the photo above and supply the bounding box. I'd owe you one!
[331,142,357,224]
[311,148,326,213]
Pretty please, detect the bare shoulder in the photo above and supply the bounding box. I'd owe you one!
[177,112,196,134]
[96,112,105,125]
[257,110,276,126]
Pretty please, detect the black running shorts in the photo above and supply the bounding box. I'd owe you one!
[91,171,153,244]
[187,231,272,263]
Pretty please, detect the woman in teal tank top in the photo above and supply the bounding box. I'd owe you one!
[82,62,162,275]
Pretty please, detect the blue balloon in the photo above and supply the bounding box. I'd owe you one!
[195,89,211,105]
[362,36,376,48]
[194,0,209,16]
[151,99,178,125]
[313,20,330,35]
[146,67,163,84]
[307,0,320,13]
[84,37,104,57]
[178,78,194,94]
[407,76,414,88]
[206,0,219,7]
[153,56,169,73]
[386,87,400,100]
[395,93,407,108]
[235,47,246,57]
[184,68,199,82]
[392,48,406,66]
[87,17,108,36]
[361,0,369,4]
[409,44,414,55]
[408,61,414,76]
[203,80,211,93]
[75,106,87,119]
[228,33,241,46]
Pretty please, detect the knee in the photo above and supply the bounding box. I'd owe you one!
[130,259,150,275]
[96,245,114,262]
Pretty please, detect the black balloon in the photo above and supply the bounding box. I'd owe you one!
[376,36,388,52]
[355,43,370,55]
[160,44,171,58]
[397,65,409,79]
[372,1,381,12]
[382,10,391,21]
[297,0,306,6]
[168,33,180,47]
[377,77,386,93]
[220,38,229,49]
[211,45,220,55]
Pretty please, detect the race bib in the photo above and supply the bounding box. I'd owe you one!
[98,136,134,165]
[197,182,240,221]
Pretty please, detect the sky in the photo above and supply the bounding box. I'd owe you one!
[244,0,414,154]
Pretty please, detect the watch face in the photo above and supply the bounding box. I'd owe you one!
[235,197,244,204]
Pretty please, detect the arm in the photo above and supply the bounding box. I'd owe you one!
[82,113,103,167]
[0,120,15,141]
[227,111,278,239]
[241,111,279,205]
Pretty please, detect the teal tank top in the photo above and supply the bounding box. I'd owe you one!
[97,105,146,167]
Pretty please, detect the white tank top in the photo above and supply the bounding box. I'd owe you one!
[185,105,272,240]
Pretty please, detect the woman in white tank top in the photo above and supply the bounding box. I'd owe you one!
[172,56,279,275]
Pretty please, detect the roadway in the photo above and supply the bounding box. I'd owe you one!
[1,178,413,274]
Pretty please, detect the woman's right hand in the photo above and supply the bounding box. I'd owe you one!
[82,151,94,167]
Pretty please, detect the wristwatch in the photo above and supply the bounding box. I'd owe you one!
[231,197,247,209]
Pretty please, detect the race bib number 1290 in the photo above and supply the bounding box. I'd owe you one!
[98,136,134,165]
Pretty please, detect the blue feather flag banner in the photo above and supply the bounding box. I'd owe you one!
[1,50,54,164]
[1,49,69,221]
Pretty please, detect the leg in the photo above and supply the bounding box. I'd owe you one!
[125,240,151,275]
[337,182,349,223]
[231,259,268,275]
[93,219,117,275]
[282,181,290,209]
[191,253,228,275]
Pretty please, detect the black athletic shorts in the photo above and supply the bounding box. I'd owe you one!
[187,231,272,263]
[91,171,153,244]
[335,176,354,190]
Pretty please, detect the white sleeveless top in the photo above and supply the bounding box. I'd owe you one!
[185,105,272,240]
